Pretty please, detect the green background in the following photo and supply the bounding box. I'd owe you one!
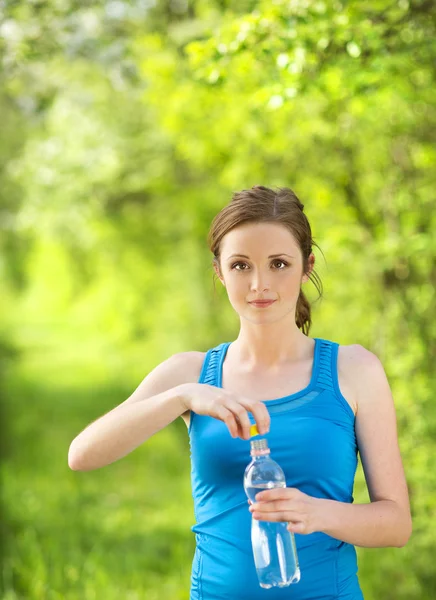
[1,1,435,598]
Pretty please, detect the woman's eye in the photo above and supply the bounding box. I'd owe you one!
[232,262,248,270]
[272,260,288,269]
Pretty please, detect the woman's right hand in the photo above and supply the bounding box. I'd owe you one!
[178,382,270,440]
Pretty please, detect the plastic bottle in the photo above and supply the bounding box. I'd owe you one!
[243,438,301,589]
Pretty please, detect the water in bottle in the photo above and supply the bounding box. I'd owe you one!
[243,438,301,589]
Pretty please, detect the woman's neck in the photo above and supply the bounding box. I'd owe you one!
[231,323,314,370]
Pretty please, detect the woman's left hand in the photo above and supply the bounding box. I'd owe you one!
[249,487,323,535]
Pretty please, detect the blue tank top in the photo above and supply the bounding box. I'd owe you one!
[188,337,364,600]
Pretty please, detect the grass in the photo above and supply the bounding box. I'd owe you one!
[2,352,195,600]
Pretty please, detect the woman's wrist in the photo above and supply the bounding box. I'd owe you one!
[174,382,192,413]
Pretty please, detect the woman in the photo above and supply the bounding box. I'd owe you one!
[69,186,412,600]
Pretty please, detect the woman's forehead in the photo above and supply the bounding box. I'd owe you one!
[220,222,300,255]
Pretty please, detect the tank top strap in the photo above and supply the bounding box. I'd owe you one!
[198,338,345,400]
[313,338,340,394]
[198,343,229,386]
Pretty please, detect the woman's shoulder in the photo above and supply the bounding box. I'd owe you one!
[337,342,383,373]
[336,343,386,413]
[318,338,381,379]
[165,350,207,381]
[140,351,207,393]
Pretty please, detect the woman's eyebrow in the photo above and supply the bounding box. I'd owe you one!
[227,253,295,260]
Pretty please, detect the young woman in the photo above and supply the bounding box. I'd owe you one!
[69,186,412,600]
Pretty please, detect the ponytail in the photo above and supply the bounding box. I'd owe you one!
[296,289,311,335]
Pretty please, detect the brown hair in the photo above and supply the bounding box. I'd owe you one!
[207,185,323,335]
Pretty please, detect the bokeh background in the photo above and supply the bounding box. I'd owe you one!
[1,1,435,598]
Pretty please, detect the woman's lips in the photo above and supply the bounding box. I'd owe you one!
[249,300,276,308]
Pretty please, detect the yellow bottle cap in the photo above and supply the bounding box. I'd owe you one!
[250,424,260,437]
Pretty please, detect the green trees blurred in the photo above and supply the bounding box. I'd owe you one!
[1,1,435,598]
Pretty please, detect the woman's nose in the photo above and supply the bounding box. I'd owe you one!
[250,271,270,292]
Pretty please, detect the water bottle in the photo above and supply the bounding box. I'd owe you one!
[243,438,301,589]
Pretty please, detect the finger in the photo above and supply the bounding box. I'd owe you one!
[248,401,271,435]
[230,395,270,436]
[237,398,270,435]
[251,510,301,523]
[219,396,251,439]
[226,400,252,439]
[254,487,298,502]
[287,522,305,534]
[250,500,294,513]
[216,405,239,438]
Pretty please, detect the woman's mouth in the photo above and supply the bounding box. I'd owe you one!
[248,300,276,308]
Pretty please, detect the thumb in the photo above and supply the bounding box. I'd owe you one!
[287,522,304,534]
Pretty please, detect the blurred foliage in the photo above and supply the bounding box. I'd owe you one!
[1,0,435,598]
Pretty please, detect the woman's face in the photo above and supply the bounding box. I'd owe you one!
[215,222,314,325]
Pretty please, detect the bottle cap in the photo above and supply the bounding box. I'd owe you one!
[250,424,260,437]
[250,438,270,456]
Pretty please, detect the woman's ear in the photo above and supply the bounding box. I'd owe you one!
[302,253,315,284]
[213,261,226,286]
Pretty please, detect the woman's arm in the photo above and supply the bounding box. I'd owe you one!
[331,344,413,547]
[311,496,410,548]
[250,345,412,548]
[68,350,270,471]
[68,352,204,471]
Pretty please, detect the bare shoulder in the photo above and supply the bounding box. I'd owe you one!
[337,344,387,414]
[162,351,207,381]
[149,351,206,394]
[338,343,382,371]
[121,350,206,409]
